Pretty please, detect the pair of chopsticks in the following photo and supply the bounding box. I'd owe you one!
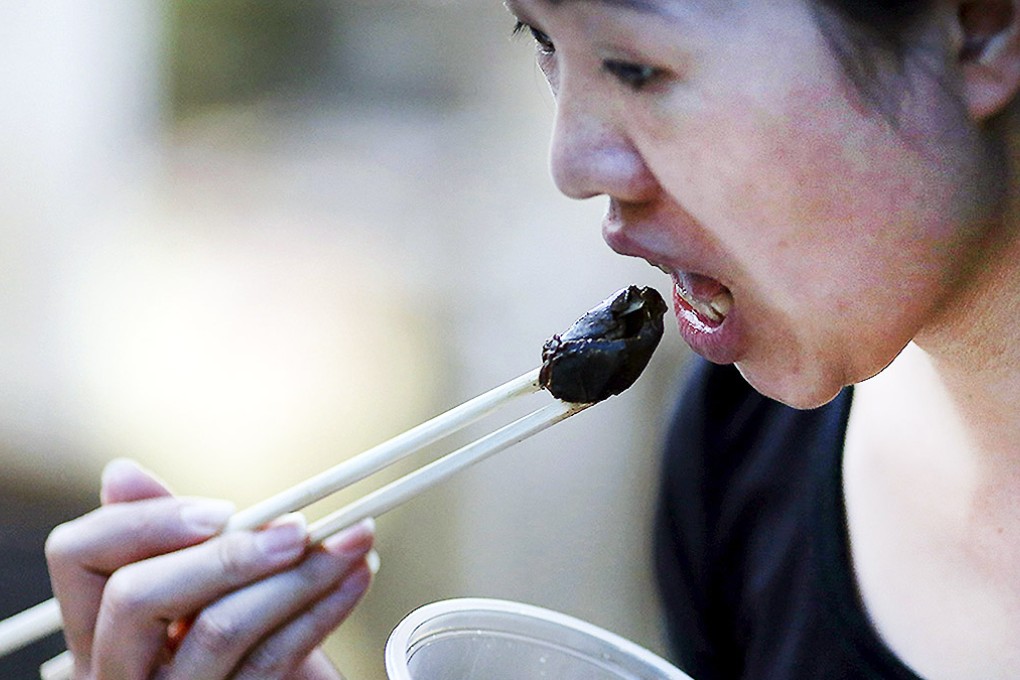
[0,366,592,674]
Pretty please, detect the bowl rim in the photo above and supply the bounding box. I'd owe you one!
[383,597,691,680]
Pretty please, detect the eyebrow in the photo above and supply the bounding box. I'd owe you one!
[552,0,666,13]
[510,0,685,21]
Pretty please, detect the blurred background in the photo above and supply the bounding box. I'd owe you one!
[0,1,690,677]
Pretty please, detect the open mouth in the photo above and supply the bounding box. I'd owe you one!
[674,272,733,326]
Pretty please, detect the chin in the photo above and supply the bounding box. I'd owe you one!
[734,361,849,411]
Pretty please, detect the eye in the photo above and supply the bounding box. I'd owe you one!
[512,20,555,55]
[602,59,666,91]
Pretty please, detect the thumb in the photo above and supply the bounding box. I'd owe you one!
[100,458,174,504]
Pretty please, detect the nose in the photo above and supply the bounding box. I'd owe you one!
[549,85,658,203]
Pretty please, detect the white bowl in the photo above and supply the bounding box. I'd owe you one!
[385,598,692,680]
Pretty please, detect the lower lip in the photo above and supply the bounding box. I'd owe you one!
[671,280,744,365]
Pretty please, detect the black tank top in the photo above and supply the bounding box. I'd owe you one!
[654,359,923,679]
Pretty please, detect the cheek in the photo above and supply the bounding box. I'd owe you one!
[642,78,968,296]
[630,76,985,396]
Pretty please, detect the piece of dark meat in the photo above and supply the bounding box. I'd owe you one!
[539,286,667,403]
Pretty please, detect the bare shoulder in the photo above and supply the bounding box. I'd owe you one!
[843,344,1020,680]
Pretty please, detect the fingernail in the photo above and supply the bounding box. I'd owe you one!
[366,549,381,575]
[101,458,142,484]
[101,458,175,505]
[100,459,147,500]
[180,499,236,535]
[320,517,375,557]
[100,459,136,503]
[255,514,308,559]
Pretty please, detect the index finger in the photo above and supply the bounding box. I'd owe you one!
[46,496,235,667]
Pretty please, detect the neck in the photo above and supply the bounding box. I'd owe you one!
[912,121,1020,463]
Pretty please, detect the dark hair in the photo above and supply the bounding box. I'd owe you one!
[810,0,937,118]
[817,0,933,43]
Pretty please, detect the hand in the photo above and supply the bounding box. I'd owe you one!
[46,459,375,679]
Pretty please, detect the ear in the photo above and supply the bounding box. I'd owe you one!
[956,0,1020,120]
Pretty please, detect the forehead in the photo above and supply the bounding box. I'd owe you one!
[505,0,717,22]
[551,0,664,9]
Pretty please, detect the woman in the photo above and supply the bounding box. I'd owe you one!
[48,0,1020,677]
[504,0,1020,678]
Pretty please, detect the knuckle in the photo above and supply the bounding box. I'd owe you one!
[302,548,359,588]
[293,552,333,586]
[113,500,180,543]
[126,505,163,537]
[188,609,244,658]
[237,645,291,678]
[101,566,154,618]
[215,532,256,582]
[44,520,80,566]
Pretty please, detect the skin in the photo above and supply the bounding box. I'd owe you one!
[46,459,373,679]
[505,0,1020,677]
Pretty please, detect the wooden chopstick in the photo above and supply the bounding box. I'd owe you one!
[307,399,589,544]
[0,367,546,659]
[226,367,543,532]
[39,649,72,680]
[0,599,63,660]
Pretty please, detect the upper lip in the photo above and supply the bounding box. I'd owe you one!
[601,199,708,279]
[601,200,660,260]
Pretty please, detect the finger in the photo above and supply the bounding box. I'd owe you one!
[233,561,373,680]
[165,520,374,680]
[293,650,347,680]
[47,496,235,666]
[91,516,309,680]
[49,496,236,577]
[100,458,175,504]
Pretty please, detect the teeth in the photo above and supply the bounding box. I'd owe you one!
[698,301,724,323]
[655,260,733,324]
[709,291,733,318]
[676,284,731,323]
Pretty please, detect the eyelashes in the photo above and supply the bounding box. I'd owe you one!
[511,20,666,92]
[512,20,555,55]
[601,60,666,91]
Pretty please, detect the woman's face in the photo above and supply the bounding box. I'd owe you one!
[506,0,998,407]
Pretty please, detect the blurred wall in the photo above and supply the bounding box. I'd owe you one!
[0,2,690,678]
[0,0,161,491]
